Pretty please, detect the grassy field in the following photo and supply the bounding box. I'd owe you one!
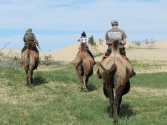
[0,62,167,125]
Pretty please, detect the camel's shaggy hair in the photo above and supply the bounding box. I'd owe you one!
[72,43,94,91]
[21,42,39,87]
[98,40,132,125]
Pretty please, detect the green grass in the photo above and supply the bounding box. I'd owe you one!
[94,53,104,57]
[131,60,167,73]
[0,64,167,125]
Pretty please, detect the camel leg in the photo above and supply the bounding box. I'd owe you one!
[31,70,34,84]
[122,80,130,95]
[25,67,29,85]
[28,69,33,87]
[86,69,92,89]
[118,96,122,114]
[105,83,114,117]
[79,75,83,84]
[76,67,83,83]
[82,75,88,92]
[117,80,130,114]
[113,85,124,125]
[78,72,82,83]
[85,77,89,89]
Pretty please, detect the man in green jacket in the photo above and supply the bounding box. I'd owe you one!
[21,28,40,53]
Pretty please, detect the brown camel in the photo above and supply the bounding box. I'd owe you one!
[21,42,39,87]
[97,40,132,125]
[71,42,94,91]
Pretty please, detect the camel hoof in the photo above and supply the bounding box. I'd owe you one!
[109,113,113,118]
[28,85,32,88]
[82,87,88,92]
[113,120,118,125]
[78,80,83,84]
[107,106,110,112]
[31,78,33,83]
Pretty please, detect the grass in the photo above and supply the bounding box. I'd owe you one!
[131,60,167,73]
[0,63,167,125]
[94,53,104,57]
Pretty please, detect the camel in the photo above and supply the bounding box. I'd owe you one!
[71,42,94,91]
[21,42,39,87]
[97,40,132,125]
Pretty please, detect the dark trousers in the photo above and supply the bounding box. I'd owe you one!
[105,43,126,56]
[86,48,95,62]
[105,44,135,71]
[21,46,39,53]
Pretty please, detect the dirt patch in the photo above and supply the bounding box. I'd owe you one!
[132,87,167,96]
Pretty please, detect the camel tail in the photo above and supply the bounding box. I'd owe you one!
[25,52,30,66]
[70,58,83,67]
[100,63,117,74]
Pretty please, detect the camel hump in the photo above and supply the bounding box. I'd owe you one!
[100,63,117,73]
[80,42,87,52]
[112,40,119,52]
[27,42,34,50]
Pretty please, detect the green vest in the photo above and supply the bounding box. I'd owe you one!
[23,32,39,47]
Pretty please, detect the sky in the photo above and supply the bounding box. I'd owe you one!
[0,0,167,52]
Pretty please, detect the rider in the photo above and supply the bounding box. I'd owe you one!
[21,28,40,54]
[97,20,136,78]
[78,31,96,65]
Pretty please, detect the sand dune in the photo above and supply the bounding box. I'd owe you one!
[152,40,167,49]
[0,40,167,62]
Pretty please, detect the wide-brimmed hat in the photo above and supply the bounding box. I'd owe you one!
[111,20,118,25]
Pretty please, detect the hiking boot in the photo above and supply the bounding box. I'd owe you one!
[94,61,96,66]
[130,70,136,78]
[96,69,102,79]
[132,70,136,76]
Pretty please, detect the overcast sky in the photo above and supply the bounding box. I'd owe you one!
[0,0,167,52]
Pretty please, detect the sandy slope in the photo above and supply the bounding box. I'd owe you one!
[0,40,167,62]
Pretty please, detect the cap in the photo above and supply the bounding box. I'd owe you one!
[28,28,32,32]
[111,20,118,25]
